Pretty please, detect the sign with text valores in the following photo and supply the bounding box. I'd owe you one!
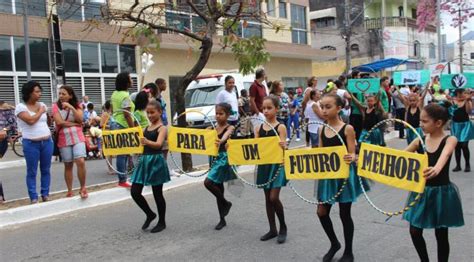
[227,137,283,165]
[285,146,350,180]
[393,70,431,86]
[347,78,381,94]
[102,126,144,156]
[168,127,218,156]
[357,143,428,193]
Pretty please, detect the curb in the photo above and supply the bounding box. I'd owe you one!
[0,165,254,229]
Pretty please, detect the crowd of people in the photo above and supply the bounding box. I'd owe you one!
[0,68,473,261]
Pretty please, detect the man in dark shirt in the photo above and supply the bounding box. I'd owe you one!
[249,69,267,129]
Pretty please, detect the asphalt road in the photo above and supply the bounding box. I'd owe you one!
[0,138,472,261]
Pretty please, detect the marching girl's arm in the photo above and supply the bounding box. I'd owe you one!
[219,125,235,145]
[317,125,324,148]
[424,136,457,180]
[418,84,430,109]
[142,126,167,149]
[349,92,366,114]
[254,125,260,138]
[277,124,287,149]
[343,125,356,164]
[405,138,421,153]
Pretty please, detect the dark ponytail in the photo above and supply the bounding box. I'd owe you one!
[423,102,451,124]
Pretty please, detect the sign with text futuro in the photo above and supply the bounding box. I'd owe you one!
[168,127,218,156]
[357,143,428,193]
[102,126,144,156]
[285,146,350,180]
[227,137,283,165]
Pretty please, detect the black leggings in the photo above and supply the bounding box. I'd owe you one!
[409,226,449,262]
[264,188,286,232]
[317,203,354,255]
[131,183,166,224]
[204,178,227,218]
[454,141,470,168]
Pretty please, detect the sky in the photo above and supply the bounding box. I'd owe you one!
[441,12,474,43]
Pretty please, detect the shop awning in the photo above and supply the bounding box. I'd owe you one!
[353,58,413,73]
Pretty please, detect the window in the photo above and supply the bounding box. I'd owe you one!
[236,21,263,38]
[81,42,99,73]
[267,0,275,16]
[398,6,404,17]
[282,77,306,91]
[101,43,118,73]
[14,37,49,72]
[413,41,420,57]
[165,10,206,33]
[315,17,336,28]
[470,53,474,60]
[429,43,436,59]
[62,41,80,72]
[411,8,417,19]
[291,4,307,45]
[0,0,13,14]
[321,45,336,51]
[119,45,136,73]
[351,44,360,52]
[58,0,107,21]
[279,0,287,18]
[84,0,106,20]
[14,0,46,16]
[0,36,12,71]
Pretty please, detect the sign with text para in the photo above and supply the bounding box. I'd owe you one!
[440,73,474,89]
[102,126,144,156]
[227,137,283,165]
[357,143,428,193]
[285,146,349,180]
[393,70,431,86]
[168,127,218,156]
[347,78,381,94]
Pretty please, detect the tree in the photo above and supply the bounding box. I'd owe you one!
[417,0,474,31]
[57,0,276,171]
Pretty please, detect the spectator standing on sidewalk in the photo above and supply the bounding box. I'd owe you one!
[52,86,88,199]
[249,69,268,128]
[216,75,239,126]
[111,72,135,188]
[15,81,53,204]
[238,89,252,138]
[81,95,91,110]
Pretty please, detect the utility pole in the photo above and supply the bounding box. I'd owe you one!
[344,0,352,74]
[458,8,463,73]
[436,0,442,62]
[380,0,386,60]
[22,0,31,81]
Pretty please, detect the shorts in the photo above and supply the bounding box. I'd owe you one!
[59,142,87,162]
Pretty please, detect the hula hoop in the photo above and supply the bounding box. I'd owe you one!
[102,109,144,176]
[359,118,426,218]
[230,116,285,188]
[169,110,218,178]
[286,120,350,205]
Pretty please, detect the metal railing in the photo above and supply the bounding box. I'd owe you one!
[364,17,436,32]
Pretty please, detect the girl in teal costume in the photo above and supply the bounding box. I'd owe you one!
[316,94,369,262]
[255,96,288,244]
[204,103,236,231]
[450,88,473,172]
[393,86,428,145]
[403,103,464,262]
[130,100,170,233]
[350,93,385,146]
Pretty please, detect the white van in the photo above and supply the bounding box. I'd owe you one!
[175,72,257,128]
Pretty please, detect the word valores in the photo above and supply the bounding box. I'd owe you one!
[360,150,421,182]
[103,132,140,149]
[176,133,206,150]
[288,152,340,174]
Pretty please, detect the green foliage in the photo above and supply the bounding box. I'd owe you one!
[129,26,160,53]
[231,37,270,75]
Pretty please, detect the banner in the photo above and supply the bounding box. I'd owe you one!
[285,146,349,180]
[102,126,144,156]
[168,127,218,156]
[357,143,428,193]
[347,78,380,94]
[227,137,283,165]
[440,73,474,89]
[393,70,431,86]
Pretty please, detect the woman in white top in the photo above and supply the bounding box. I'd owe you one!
[15,81,53,203]
[304,90,325,147]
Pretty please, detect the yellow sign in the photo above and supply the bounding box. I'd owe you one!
[168,127,218,156]
[227,137,283,165]
[285,146,350,180]
[102,126,144,156]
[358,143,428,193]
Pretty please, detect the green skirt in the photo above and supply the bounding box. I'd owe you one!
[403,183,464,229]
[451,121,474,142]
[406,127,423,145]
[131,154,170,186]
[359,128,383,146]
[207,152,236,184]
[256,164,287,189]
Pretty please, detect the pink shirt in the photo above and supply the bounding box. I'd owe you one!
[52,104,85,148]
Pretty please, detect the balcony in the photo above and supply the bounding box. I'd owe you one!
[365,17,436,32]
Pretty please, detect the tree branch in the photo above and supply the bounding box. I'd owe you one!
[187,0,209,22]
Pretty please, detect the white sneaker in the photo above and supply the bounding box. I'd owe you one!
[286,138,290,142]
[296,138,301,142]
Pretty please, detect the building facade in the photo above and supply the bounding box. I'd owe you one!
[0,0,334,116]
